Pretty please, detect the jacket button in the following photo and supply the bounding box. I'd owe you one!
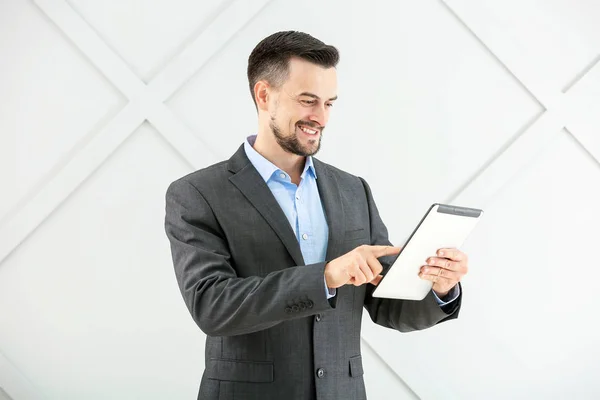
[315,314,322,322]
[298,301,307,311]
[316,368,325,378]
[306,300,314,309]
[291,305,299,312]
[285,307,292,313]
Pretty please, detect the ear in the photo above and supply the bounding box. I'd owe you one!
[254,80,270,112]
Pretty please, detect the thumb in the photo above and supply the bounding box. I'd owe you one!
[370,275,384,286]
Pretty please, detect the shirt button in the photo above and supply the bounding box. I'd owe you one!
[316,368,325,378]
[279,173,286,179]
[302,233,308,240]
[315,314,321,322]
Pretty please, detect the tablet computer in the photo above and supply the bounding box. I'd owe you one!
[371,203,483,300]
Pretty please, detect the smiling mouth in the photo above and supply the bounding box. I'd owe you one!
[297,124,320,136]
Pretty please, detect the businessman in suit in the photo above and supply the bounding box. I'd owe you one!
[165,31,469,400]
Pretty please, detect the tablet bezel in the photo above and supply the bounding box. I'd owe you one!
[371,203,483,300]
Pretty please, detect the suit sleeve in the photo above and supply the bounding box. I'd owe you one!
[359,178,461,332]
[164,178,334,337]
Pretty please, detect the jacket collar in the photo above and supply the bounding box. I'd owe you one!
[227,144,345,266]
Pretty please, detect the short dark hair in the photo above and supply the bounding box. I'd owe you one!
[247,31,339,108]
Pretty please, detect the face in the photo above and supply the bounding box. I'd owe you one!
[267,57,338,157]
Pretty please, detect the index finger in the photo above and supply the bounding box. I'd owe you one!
[368,245,402,258]
[437,248,463,261]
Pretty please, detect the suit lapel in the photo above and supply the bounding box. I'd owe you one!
[227,144,346,266]
[313,158,346,262]
[228,145,305,266]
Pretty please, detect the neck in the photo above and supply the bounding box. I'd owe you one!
[253,127,306,183]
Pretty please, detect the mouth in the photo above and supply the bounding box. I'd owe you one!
[297,124,320,138]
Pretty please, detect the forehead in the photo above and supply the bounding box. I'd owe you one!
[283,57,337,97]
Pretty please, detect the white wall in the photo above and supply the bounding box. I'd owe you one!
[1,0,599,399]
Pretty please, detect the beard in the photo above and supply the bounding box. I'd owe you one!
[270,117,323,157]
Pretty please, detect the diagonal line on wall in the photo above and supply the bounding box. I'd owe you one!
[450,110,565,206]
[446,108,545,205]
[36,0,144,98]
[562,53,600,93]
[440,0,599,159]
[361,338,420,400]
[150,0,274,102]
[4,0,595,399]
[0,1,271,396]
[0,388,13,400]
[0,0,273,265]
[0,104,144,263]
[0,348,41,400]
[435,0,600,200]
[360,1,600,397]
[564,128,600,169]
[439,0,551,108]
[562,62,600,164]
[33,0,218,165]
[429,0,559,207]
[0,0,271,393]
[0,4,276,395]
[146,105,216,169]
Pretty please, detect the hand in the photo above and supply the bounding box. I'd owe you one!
[419,248,468,298]
[324,245,402,289]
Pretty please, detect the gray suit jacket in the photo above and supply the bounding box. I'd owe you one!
[164,144,461,400]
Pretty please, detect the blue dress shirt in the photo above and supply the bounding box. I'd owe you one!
[244,135,459,305]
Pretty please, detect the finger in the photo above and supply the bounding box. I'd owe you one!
[436,248,466,262]
[347,275,367,286]
[353,271,367,286]
[368,245,402,258]
[365,255,384,277]
[370,275,384,286]
[425,257,463,272]
[357,258,375,283]
[348,262,368,286]
[420,265,459,281]
[418,271,455,291]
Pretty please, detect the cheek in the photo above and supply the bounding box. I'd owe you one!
[290,116,304,129]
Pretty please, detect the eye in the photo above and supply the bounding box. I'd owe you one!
[301,99,316,105]
[326,103,334,108]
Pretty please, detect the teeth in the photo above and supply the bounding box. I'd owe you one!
[299,126,318,135]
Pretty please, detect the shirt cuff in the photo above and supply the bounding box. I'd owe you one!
[324,276,337,299]
[432,284,460,306]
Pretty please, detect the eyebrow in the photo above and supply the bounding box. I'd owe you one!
[298,92,338,101]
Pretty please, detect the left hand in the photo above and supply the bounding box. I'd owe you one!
[419,248,468,298]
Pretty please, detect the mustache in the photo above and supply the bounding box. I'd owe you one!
[296,121,324,130]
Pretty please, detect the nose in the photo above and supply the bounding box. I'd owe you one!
[309,105,327,128]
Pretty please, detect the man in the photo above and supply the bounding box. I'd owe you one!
[164,31,468,400]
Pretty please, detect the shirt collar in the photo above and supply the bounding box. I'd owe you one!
[244,135,317,183]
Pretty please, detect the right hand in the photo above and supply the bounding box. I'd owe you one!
[324,245,402,289]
